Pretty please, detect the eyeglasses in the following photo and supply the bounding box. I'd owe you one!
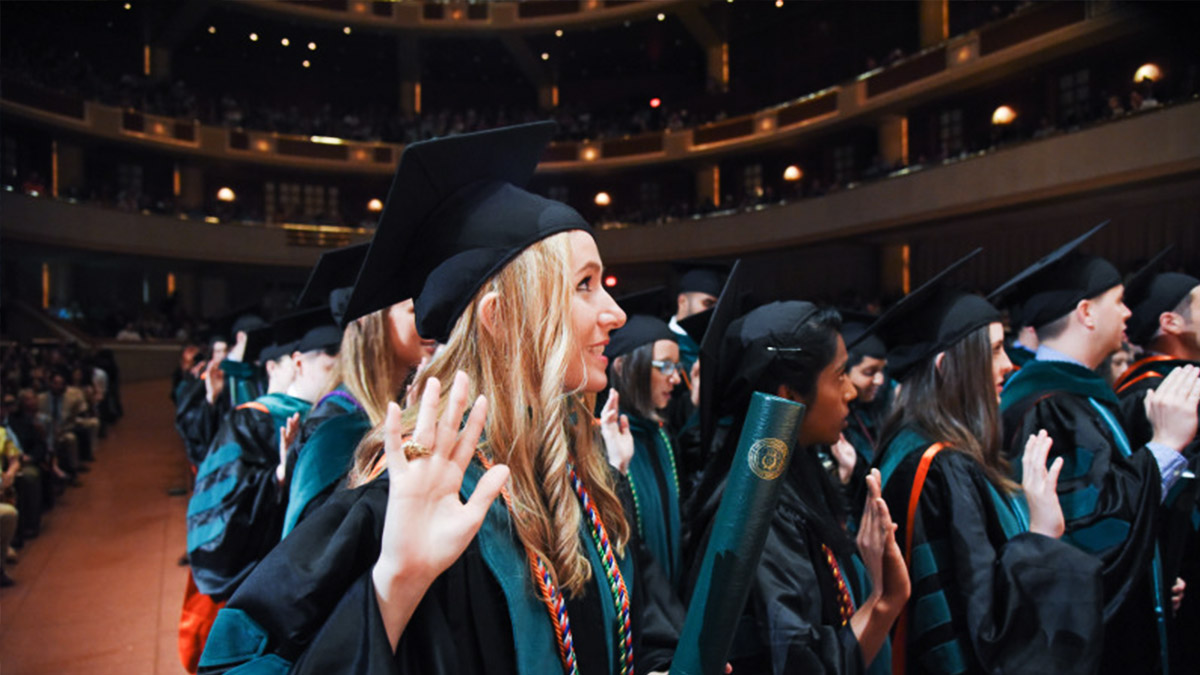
[650,360,682,376]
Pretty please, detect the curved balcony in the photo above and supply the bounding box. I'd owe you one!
[232,0,695,36]
[0,2,1138,175]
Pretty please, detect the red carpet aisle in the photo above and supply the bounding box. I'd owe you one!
[1,379,192,674]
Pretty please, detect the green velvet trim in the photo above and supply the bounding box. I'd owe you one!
[198,608,270,668]
[1001,359,1118,409]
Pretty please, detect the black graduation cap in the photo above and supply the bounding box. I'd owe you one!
[863,248,1000,382]
[340,121,592,340]
[677,308,713,345]
[272,307,342,356]
[840,309,886,360]
[614,286,671,320]
[699,260,747,457]
[203,303,267,346]
[674,262,727,298]
[242,324,279,364]
[296,243,369,325]
[987,221,1121,330]
[605,315,677,359]
[1125,245,1200,345]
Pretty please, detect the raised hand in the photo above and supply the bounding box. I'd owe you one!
[204,358,225,405]
[1146,364,1200,451]
[228,330,249,362]
[830,434,858,485]
[598,389,633,474]
[1022,430,1065,538]
[372,372,509,650]
[1172,577,1186,614]
[275,412,301,486]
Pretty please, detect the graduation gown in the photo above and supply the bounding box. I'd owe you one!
[876,427,1103,674]
[198,461,682,674]
[1000,359,1167,673]
[175,375,227,468]
[624,411,684,589]
[187,392,312,601]
[1114,355,1200,673]
[687,434,887,675]
[281,387,370,539]
[1003,343,1036,371]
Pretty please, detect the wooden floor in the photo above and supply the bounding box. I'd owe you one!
[1,379,192,674]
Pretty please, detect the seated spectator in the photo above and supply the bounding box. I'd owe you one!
[37,372,93,482]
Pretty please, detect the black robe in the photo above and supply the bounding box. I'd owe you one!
[686,427,887,675]
[175,375,227,468]
[1114,355,1200,673]
[187,393,311,601]
[876,427,1103,674]
[198,463,683,674]
[1000,359,1166,674]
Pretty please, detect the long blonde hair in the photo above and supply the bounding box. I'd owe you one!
[315,310,415,426]
[349,232,628,596]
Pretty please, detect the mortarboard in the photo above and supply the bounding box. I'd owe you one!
[698,260,751,457]
[675,262,727,298]
[987,221,1120,330]
[840,309,887,359]
[1125,245,1200,345]
[296,243,369,326]
[862,248,999,382]
[340,121,592,341]
[678,308,713,345]
[242,325,280,364]
[203,304,266,346]
[605,315,677,359]
[272,307,342,356]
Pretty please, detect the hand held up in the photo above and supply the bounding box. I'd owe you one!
[1146,364,1200,451]
[1022,430,1065,538]
[598,389,633,474]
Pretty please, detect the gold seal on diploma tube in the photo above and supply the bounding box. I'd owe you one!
[747,438,788,480]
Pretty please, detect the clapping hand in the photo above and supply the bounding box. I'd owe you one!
[856,469,909,617]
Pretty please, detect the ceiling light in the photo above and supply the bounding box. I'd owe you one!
[991,105,1017,125]
[302,59,311,68]
[541,52,549,61]
[343,26,352,35]
[308,42,317,51]
[594,192,611,206]
[555,29,563,37]
[249,33,259,42]
[216,187,236,202]
[657,13,665,21]
[207,26,216,34]
[281,38,290,46]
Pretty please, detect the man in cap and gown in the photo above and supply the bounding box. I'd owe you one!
[198,122,682,674]
[993,223,1200,674]
[1113,247,1200,671]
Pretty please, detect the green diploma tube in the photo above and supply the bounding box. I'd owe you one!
[670,391,806,675]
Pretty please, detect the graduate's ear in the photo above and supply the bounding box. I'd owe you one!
[775,383,805,404]
[934,351,946,371]
[1160,310,1184,336]
[478,291,501,338]
[612,355,625,375]
[1076,298,1096,330]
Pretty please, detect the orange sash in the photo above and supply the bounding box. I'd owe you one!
[891,442,947,675]
[178,570,226,674]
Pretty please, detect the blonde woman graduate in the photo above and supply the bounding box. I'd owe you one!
[198,122,684,674]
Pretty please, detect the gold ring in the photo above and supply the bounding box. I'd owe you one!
[401,439,431,460]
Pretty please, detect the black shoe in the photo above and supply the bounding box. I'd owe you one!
[0,572,14,588]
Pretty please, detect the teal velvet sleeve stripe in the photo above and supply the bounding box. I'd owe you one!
[199,608,272,668]
[910,540,949,584]
[1057,485,1101,523]
[912,590,954,637]
[1062,517,1132,554]
[196,443,241,481]
[226,654,292,675]
[187,516,227,552]
[188,475,238,517]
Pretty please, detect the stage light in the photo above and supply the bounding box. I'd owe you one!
[1134,63,1162,83]
[657,13,665,21]
[555,29,564,37]
[367,198,383,212]
[775,0,783,7]
[649,97,662,108]
[604,275,618,288]
[582,147,598,161]
[302,60,311,68]
[124,3,131,9]
[207,26,216,34]
[281,38,290,47]
[991,105,1016,125]
[594,192,612,207]
[343,26,352,35]
[783,165,802,181]
[541,52,550,61]
[308,42,317,51]
[217,187,236,202]
[249,33,259,42]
